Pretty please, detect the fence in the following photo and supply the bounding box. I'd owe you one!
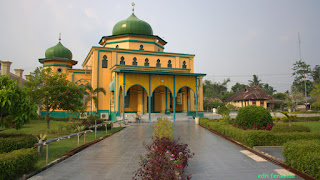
[34,121,114,164]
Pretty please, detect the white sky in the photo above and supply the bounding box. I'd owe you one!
[1,0,319,92]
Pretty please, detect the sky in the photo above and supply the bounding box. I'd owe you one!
[0,0,319,93]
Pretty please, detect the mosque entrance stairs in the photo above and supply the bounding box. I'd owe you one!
[119,113,193,122]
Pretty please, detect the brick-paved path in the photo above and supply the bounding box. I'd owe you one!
[30,122,303,180]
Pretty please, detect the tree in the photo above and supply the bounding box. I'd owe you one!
[203,79,230,100]
[262,83,276,95]
[248,75,263,87]
[84,84,106,115]
[312,65,320,84]
[24,67,85,129]
[231,83,246,93]
[292,60,313,96]
[284,87,304,111]
[0,76,37,129]
[310,82,320,108]
[273,92,287,110]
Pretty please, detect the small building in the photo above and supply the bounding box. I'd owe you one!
[226,86,281,110]
[0,60,26,87]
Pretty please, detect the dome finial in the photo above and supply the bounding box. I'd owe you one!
[131,2,135,13]
[59,32,61,42]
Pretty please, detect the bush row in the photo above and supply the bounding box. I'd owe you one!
[283,140,320,179]
[273,116,320,122]
[0,134,37,153]
[200,118,320,147]
[270,124,311,133]
[0,148,38,180]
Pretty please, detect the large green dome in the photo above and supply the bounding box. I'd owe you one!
[45,42,73,60]
[112,13,153,36]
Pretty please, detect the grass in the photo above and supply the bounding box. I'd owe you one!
[292,121,320,132]
[0,119,124,168]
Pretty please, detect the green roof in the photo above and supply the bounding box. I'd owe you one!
[45,42,73,60]
[112,13,153,36]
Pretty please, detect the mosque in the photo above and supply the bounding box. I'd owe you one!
[39,6,205,122]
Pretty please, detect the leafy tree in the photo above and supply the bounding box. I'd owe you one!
[0,76,37,129]
[284,87,304,111]
[312,65,320,84]
[24,67,85,129]
[262,83,276,95]
[231,83,246,93]
[248,75,263,87]
[203,79,230,100]
[84,84,106,115]
[292,60,313,96]
[310,82,320,108]
[217,103,230,120]
[273,92,287,110]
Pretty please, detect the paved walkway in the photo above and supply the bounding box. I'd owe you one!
[30,122,303,180]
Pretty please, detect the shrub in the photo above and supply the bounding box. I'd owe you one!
[134,137,193,180]
[200,118,320,147]
[0,134,37,153]
[283,140,320,179]
[0,148,38,180]
[153,117,174,139]
[271,124,311,133]
[235,105,273,129]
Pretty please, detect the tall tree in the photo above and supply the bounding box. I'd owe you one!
[262,83,276,95]
[203,79,230,100]
[248,75,263,87]
[292,60,313,96]
[0,76,37,129]
[231,83,246,93]
[312,65,320,84]
[310,82,320,108]
[84,84,106,115]
[24,67,85,129]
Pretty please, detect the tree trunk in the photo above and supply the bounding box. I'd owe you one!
[46,108,50,129]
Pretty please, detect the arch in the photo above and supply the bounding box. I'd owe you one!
[74,78,90,85]
[176,85,195,96]
[120,56,125,65]
[125,84,148,96]
[156,59,161,67]
[151,85,173,97]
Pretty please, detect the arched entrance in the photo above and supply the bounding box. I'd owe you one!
[175,86,196,113]
[151,85,173,113]
[119,85,148,114]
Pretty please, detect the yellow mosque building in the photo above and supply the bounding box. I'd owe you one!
[39,9,205,122]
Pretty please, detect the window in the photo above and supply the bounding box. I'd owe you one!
[252,101,256,105]
[132,57,137,66]
[144,58,149,66]
[57,68,62,73]
[260,101,264,106]
[120,56,125,65]
[167,60,172,68]
[139,45,144,50]
[116,45,119,48]
[182,61,187,69]
[156,59,161,67]
[102,55,108,68]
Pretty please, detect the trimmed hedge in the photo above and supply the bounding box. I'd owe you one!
[0,148,38,180]
[0,134,37,153]
[273,116,320,122]
[271,124,311,133]
[200,118,320,147]
[283,140,320,179]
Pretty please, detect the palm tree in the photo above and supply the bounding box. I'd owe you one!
[248,75,263,87]
[84,84,106,115]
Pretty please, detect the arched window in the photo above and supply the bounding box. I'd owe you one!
[120,56,125,65]
[144,58,149,66]
[57,68,62,73]
[102,55,108,68]
[167,60,172,68]
[116,45,119,48]
[139,45,144,50]
[182,61,187,69]
[132,57,137,66]
[156,59,161,67]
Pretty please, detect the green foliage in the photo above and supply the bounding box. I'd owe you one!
[0,148,38,180]
[0,134,37,153]
[203,79,230,100]
[248,74,263,87]
[311,82,320,108]
[283,139,320,179]
[235,105,273,129]
[271,124,310,133]
[84,84,106,115]
[217,104,230,120]
[24,67,86,129]
[0,76,37,129]
[153,117,174,139]
[200,118,320,147]
[291,60,314,96]
[231,82,246,93]
[312,65,320,84]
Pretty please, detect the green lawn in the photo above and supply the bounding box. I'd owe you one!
[292,121,320,132]
[0,119,124,168]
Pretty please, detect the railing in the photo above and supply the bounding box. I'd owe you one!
[35,121,114,164]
